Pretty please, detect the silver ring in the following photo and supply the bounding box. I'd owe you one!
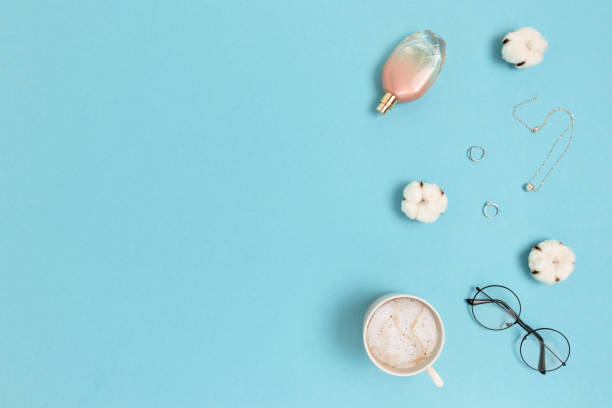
[483,201,500,219]
[468,145,486,162]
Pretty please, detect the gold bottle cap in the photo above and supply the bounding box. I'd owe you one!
[376,93,398,115]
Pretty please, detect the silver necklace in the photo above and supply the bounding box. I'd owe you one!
[512,96,574,192]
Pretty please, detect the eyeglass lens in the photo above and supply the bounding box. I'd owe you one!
[471,285,521,330]
[521,328,570,372]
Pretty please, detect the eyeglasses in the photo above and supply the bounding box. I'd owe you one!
[466,285,570,374]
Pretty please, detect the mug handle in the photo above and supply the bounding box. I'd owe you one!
[425,366,443,387]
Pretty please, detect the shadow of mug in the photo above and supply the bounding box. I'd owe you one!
[333,290,388,363]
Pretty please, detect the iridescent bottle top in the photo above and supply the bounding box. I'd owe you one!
[377,30,446,115]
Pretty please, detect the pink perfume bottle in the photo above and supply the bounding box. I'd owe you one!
[377,30,446,115]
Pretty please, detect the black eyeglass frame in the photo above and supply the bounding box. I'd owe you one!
[466,285,571,375]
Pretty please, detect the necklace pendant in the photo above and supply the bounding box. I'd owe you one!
[525,183,535,191]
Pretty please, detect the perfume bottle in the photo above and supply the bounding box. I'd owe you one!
[377,30,446,115]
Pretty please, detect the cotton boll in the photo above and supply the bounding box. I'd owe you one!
[528,240,575,284]
[417,203,442,223]
[400,200,419,220]
[401,181,447,223]
[402,181,423,202]
[501,27,548,69]
[421,182,442,201]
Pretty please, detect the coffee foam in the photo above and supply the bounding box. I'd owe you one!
[366,298,439,369]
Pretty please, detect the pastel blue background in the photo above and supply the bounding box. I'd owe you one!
[1,1,611,406]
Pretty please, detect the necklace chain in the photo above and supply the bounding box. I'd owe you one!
[512,96,574,192]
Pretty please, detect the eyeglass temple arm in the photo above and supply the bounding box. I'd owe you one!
[467,295,565,374]
[467,297,533,329]
[466,298,519,319]
[515,317,547,375]
[510,314,566,374]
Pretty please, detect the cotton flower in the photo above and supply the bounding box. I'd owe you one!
[401,181,447,223]
[501,27,548,69]
[528,240,575,285]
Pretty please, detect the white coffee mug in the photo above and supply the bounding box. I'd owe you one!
[362,294,445,387]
